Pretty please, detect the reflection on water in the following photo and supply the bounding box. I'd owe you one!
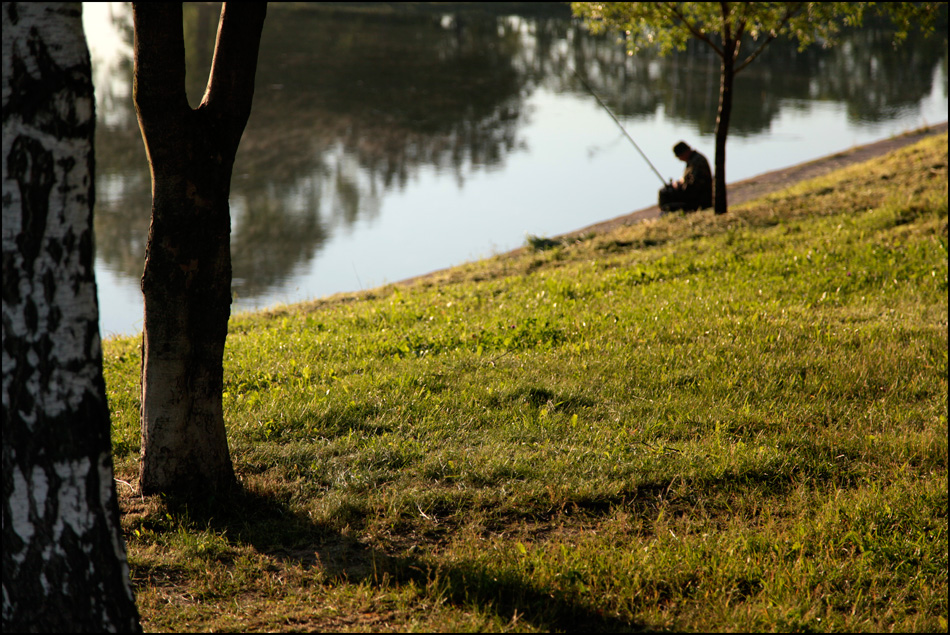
[86,3,948,337]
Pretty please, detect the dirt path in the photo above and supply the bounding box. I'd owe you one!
[561,122,948,239]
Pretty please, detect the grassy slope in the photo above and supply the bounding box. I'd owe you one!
[104,134,948,632]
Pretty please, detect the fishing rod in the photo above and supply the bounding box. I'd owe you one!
[570,65,668,186]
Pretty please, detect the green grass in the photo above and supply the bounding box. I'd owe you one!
[103,133,948,632]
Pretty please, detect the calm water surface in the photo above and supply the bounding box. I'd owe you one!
[83,3,949,337]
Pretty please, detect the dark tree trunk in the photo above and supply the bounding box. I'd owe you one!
[2,3,141,631]
[713,2,742,219]
[714,30,737,215]
[133,2,266,496]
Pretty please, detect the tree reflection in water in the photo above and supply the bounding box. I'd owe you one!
[89,3,947,334]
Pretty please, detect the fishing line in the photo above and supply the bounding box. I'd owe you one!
[586,131,627,158]
[570,65,668,185]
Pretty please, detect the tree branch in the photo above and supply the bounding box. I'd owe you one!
[733,17,746,61]
[132,3,188,124]
[661,2,724,58]
[200,2,267,151]
[735,3,806,74]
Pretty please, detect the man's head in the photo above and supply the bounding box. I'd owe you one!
[673,141,691,161]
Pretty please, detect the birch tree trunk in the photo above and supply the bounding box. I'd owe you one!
[133,2,266,496]
[2,2,141,631]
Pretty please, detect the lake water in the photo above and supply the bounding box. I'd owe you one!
[83,3,949,338]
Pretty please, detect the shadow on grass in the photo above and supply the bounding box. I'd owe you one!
[489,385,594,412]
[136,444,866,630]
[158,485,644,632]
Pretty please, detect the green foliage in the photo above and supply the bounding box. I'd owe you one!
[104,134,948,631]
[571,2,945,62]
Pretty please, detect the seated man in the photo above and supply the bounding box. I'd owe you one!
[658,141,713,212]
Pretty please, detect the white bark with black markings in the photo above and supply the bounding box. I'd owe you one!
[2,3,140,631]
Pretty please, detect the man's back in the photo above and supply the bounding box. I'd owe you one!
[683,151,712,208]
[659,141,713,213]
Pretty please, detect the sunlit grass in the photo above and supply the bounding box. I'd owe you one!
[103,134,948,632]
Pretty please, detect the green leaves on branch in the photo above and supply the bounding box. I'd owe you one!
[571,2,945,65]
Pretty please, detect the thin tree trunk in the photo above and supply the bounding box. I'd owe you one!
[2,3,140,631]
[133,2,266,496]
[714,38,736,215]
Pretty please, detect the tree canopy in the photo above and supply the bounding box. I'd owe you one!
[572,2,944,60]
